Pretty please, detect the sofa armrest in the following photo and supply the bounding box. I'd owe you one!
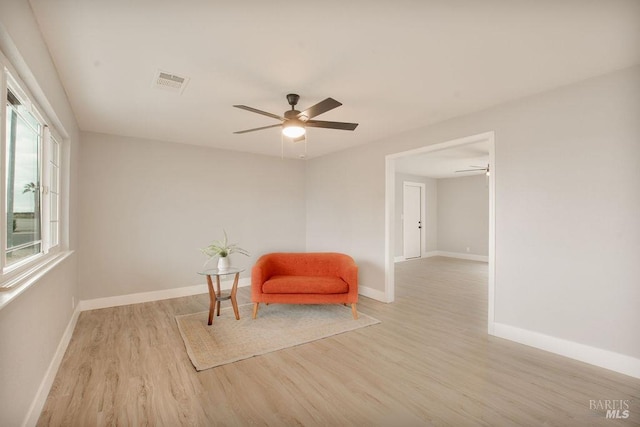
[251,257,271,301]
[338,258,359,302]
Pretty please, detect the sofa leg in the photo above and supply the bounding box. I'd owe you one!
[252,302,259,319]
[351,303,358,320]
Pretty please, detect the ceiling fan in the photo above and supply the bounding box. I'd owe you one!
[455,164,490,176]
[233,94,358,141]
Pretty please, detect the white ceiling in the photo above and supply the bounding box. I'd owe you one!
[394,141,489,179]
[28,1,640,159]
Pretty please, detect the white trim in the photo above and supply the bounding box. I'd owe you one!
[0,251,74,310]
[487,138,496,334]
[22,277,382,426]
[78,278,251,312]
[385,131,496,332]
[384,154,396,303]
[1,64,64,279]
[358,285,389,303]
[395,251,486,263]
[23,277,248,425]
[386,132,495,161]
[78,279,387,309]
[0,65,7,273]
[493,322,640,380]
[23,303,81,427]
[435,251,489,262]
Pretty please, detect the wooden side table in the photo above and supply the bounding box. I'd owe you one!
[198,267,244,325]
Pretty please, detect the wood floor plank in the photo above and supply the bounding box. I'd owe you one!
[38,257,640,426]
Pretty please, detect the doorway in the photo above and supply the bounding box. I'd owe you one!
[403,182,425,260]
[385,131,496,334]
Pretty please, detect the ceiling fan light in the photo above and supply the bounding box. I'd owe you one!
[282,122,306,138]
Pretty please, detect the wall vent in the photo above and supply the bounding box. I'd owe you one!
[153,70,190,94]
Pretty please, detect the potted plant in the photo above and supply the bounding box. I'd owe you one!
[202,230,249,271]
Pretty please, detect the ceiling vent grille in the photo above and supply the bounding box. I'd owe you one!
[153,70,190,94]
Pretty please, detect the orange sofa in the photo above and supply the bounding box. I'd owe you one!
[251,252,359,319]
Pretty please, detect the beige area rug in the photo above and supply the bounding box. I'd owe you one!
[175,303,380,371]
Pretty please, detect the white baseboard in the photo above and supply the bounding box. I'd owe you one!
[23,277,380,426]
[25,279,249,425]
[492,322,640,379]
[395,251,486,263]
[395,251,437,263]
[23,304,82,427]
[78,278,251,312]
[78,280,386,310]
[359,285,388,303]
[436,251,488,262]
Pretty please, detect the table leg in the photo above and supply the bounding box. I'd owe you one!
[206,275,217,325]
[215,275,222,316]
[230,272,240,320]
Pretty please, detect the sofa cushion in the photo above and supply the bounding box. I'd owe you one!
[262,275,349,294]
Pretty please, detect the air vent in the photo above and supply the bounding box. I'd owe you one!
[153,70,190,94]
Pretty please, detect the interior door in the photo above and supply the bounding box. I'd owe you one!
[403,183,422,259]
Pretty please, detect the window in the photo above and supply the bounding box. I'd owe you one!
[5,85,42,266]
[48,136,60,249]
[1,67,62,281]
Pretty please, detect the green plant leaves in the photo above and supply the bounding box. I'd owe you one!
[201,229,249,258]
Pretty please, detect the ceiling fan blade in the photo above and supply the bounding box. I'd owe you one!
[305,120,358,131]
[233,124,282,134]
[233,105,285,121]
[455,169,485,173]
[298,98,342,120]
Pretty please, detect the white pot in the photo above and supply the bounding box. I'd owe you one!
[217,256,230,271]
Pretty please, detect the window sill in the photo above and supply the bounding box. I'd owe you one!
[0,250,74,311]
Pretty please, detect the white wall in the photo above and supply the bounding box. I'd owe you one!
[394,173,437,257]
[305,147,387,291]
[306,66,640,362]
[78,132,306,299]
[437,175,488,256]
[0,1,80,426]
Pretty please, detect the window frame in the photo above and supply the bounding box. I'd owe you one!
[0,55,65,289]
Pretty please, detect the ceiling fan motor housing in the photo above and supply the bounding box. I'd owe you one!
[284,110,301,119]
[286,93,300,107]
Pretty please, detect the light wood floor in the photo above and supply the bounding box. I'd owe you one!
[38,257,639,426]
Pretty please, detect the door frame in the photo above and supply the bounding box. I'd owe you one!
[402,181,426,260]
[384,131,496,334]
